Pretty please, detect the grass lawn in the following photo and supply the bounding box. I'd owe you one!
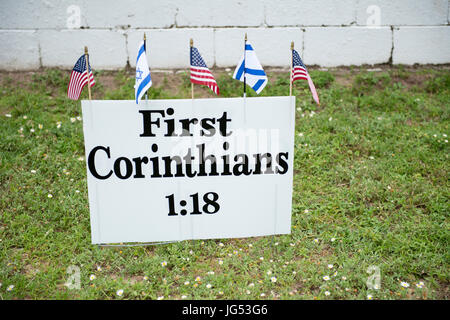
[0,66,448,300]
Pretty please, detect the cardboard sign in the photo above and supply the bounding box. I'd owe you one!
[82,97,295,244]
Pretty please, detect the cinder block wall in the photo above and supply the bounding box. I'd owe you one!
[0,0,449,70]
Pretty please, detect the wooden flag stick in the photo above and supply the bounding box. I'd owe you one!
[84,46,92,100]
[190,38,194,99]
[243,33,247,98]
[289,41,294,97]
[144,33,148,102]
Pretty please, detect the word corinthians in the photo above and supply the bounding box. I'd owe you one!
[88,143,289,180]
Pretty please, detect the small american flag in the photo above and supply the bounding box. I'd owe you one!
[190,47,219,95]
[67,55,95,100]
[292,49,319,105]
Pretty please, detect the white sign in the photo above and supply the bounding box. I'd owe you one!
[82,97,295,244]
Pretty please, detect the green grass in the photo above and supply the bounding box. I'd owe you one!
[0,67,449,300]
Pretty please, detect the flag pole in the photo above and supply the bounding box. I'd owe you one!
[243,33,247,98]
[144,33,148,103]
[84,46,92,100]
[289,41,294,97]
[190,38,194,100]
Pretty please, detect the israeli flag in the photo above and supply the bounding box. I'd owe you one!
[232,42,268,94]
[135,41,152,104]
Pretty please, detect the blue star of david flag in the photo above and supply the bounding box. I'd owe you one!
[135,40,152,104]
[232,42,268,94]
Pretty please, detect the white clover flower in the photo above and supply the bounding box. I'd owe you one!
[270,277,277,283]
[161,261,167,267]
[369,156,374,160]
[31,170,36,174]
[298,132,304,137]
[290,243,295,247]
[292,271,297,275]
[47,194,53,198]
[90,274,96,281]
[259,257,264,261]
[416,281,425,289]
[329,117,332,121]
[6,285,14,291]
[260,293,266,297]
[341,276,347,280]
[323,276,330,281]
[75,190,80,193]
[400,281,410,288]
[30,128,35,133]
[324,291,330,296]
[23,115,27,119]
[249,283,255,287]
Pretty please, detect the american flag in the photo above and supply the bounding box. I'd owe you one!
[291,49,319,105]
[292,49,308,82]
[190,47,219,95]
[67,55,95,100]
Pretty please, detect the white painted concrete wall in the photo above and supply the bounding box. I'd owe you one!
[0,0,449,70]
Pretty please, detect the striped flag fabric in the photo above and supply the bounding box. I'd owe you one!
[135,40,152,104]
[67,55,95,100]
[292,49,319,105]
[190,47,219,95]
[233,42,268,94]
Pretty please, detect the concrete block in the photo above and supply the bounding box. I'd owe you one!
[0,0,88,29]
[176,0,264,27]
[393,26,450,64]
[303,27,392,66]
[215,28,303,68]
[127,29,214,69]
[357,0,448,26]
[84,0,177,29]
[0,30,40,70]
[265,0,357,26]
[38,30,127,69]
